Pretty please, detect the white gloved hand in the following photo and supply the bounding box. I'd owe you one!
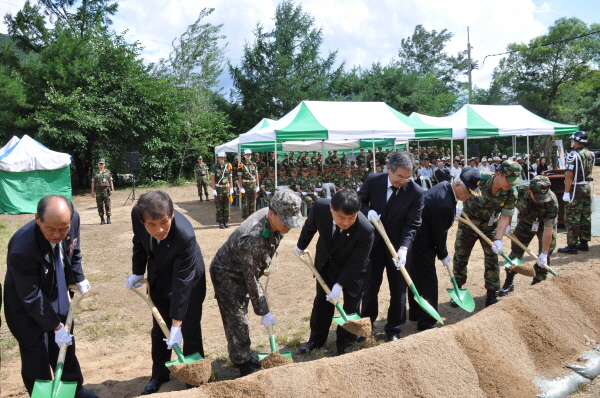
[229,189,234,194]
[492,239,503,254]
[367,210,381,222]
[261,312,275,329]
[505,225,512,235]
[212,189,218,196]
[394,247,408,268]
[537,253,548,267]
[266,191,272,195]
[441,254,451,268]
[164,326,182,349]
[326,283,343,303]
[456,208,462,218]
[54,324,73,347]
[294,246,304,258]
[357,187,361,192]
[126,274,144,290]
[255,187,260,192]
[302,192,307,196]
[240,187,246,194]
[562,192,571,202]
[316,188,323,192]
[295,192,301,196]
[73,279,91,293]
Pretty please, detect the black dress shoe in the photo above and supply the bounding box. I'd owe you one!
[558,244,578,254]
[386,332,400,342]
[141,377,170,395]
[355,335,366,343]
[449,298,459,308]
[417,324,439,332]
[337,343,354,355]
[75,388,98,398]
[299,341,324,354]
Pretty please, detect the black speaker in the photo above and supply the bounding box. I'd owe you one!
[469,144,479,158]
[125,152,140,170]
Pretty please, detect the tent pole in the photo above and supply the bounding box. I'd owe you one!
[512,136,516,158]
[451,139,454,163]
[274,143,278,187]
[238,146,242,211]
[372,139,375,174]
[322,140,325,168]
[464,137,467,165]
[526,136,530,183]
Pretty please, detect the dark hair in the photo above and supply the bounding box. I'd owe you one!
[136,191,174,222]
[330,189,361,215]
[37,195,74,221]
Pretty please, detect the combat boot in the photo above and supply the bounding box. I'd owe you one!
[100,217,105,225]
[531,278,541,286]
[199,197,203,202]
[558,244,578,254]
[485,290,498,307]
[577,240,589,252]
[106,217,111,224]
[498,270,515,297]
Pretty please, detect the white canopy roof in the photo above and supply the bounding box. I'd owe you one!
[0,135,72,172]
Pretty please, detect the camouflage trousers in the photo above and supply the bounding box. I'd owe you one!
[301,193,315,210]
[95,190,111,217]
[210,264,255,365]
[551,158,558,170]
[453,219,500,291]
[565,184,592,245]
[214,186,231,223]
[241,183,257,219]
[508,221,556,282]
[196,177,209,198]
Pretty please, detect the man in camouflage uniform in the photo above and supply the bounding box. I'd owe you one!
[260,167,276,204]
[491,144,501,159]
[356,148,366,167]
[331,165,344,190]
[309,166,325,198]
[91,158,114,225]
[211,151,234,229]
[530,143,542,164]
[194,156,210,202]
[500,176,558,296]
[453,161,522,306]
[238,149,260,219]
[455,145,463,157]
[210,189,303,377]
[289,169,300,191]
[297,167,317,209]
[550,140,560,170]
[558,131,595,254]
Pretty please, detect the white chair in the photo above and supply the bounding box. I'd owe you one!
[420,176,432,191]
[322,183,336,198]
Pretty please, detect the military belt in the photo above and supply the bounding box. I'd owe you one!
[218,184,229,188]
[576,181,589,185]
[243,179,255,183]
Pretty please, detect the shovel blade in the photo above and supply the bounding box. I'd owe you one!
[446,287,475,312]
[408,283,443,324]
[259,351,293,360]
[31,379,77,398]
[258,352,268,360]
[166,351,203,366]
[500,251,524,267]
[333,312,361,326]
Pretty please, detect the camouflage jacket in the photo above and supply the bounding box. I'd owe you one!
[210,162,233,186]
[297,176,315,193]
[237,159,258,183]
[491,150,501,158]
[356,154,366,166]
[92,169,112,190]
[194,163,208,177]
[515,185,558,227]
[463,174,517,222]
[261,175,276,192]
[211,208,282,315]
[566,147,594,182]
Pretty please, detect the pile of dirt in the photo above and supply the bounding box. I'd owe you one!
[259,352,293,369]
[169,359,212,386]
[340,317,372,338]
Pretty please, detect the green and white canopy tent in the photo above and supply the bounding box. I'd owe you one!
[214,118,278,155]
[0,135,72,214]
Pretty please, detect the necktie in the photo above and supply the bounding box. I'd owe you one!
[331,225,341,246]
[386,186,399,213]
[54,244,69,317]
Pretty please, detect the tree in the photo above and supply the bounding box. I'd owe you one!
[229,0,344,131]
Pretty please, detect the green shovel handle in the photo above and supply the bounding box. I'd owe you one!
[172,343,185,362]
[269,335,277,353]
[335,302,349,322]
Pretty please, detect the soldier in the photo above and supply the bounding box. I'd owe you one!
[289,168,300,191]
[455,145,463,157]
[500,176,558,296]
[297,167,317,209]
[356,148,366,167]
[332,165,344,190]
[260,167,276,204]
[210,190,303,377]
[194,156,210,202]
[288,151,298,170]
[453,161,522,307]
[238,149,260,219]
[211,151,234,229]
[91,158,114,225]
[549,140,560,170]
[558,131,595,254]
[530,143,542,164]
[491,144,501,159]
[255,153,266,175]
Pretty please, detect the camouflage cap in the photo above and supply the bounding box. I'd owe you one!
[98,158,105,164]
[335,165,342,170]
[268,167,275,172]
[530,175,553,203]
[301,167,308,172]
[197,156,203,160]
[271,189,304,228]
[498,160,522,185]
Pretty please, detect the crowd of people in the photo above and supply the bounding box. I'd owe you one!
[3,132,593,397]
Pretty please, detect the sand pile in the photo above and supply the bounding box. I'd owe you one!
[259,352,293,369]
[510,262,536,277]
[169,359,212,386]
[156,265,600,398]
[340,317,372,338]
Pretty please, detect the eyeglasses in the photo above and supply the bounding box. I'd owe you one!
[390,172,412,183]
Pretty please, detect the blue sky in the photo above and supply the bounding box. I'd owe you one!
[1,0,598,92]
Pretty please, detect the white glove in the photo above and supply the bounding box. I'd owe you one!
[302,192,307,196]
[212,189,217,196]
[240,187,246,194]
[357,187,361,192]
[492,239,503,254]
[255,187,260,192]
[261,312,275,329]
[505,225,512,235]
[73,279,91,293]
[266,191,272,195]
[326,283,343,303]
[441,254,451,268]
[367,210,381,222]
[456,208,462,218]
[295,192,301,196]
[316,188,323,192]
[294,246,304,258]
[537,253,548,267]
[164,326,182,349]
[229,189,234,194]
[126,274,144,290]
[562,192,570,202]
[394,247,408,268]
[54,324,73,347]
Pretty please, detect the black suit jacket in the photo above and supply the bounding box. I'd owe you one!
[131,208,204,320]
[412,181,457,260]
[4,211,84,332]
[296,199,374,296]
[359,173,424,250]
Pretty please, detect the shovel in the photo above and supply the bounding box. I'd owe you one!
[294,250,372,338]
[257,271,293,366]
[443,260,475,312]
[456,213,533,277]
[369,216,444,324]
[31,285,86,398]
[505,233,558,277]
[131,280,211,386]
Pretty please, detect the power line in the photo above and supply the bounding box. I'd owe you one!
[481,28,600,68]
[0,0,23,7]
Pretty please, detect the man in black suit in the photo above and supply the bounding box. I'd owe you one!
[295,189,374,355]
[407,167,481,331]
[126,191,206,395]
[4,195,97,398]
[358,150,424,341]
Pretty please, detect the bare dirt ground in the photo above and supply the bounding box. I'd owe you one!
[1,180,599,397]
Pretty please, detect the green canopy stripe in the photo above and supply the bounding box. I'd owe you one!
[240,141,283,152]
[467,106,499,137]
[276,102,328,141]
[528,112,578,134]
[387,105,452,138]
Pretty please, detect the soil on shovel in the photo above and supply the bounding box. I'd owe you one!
[259,352,293,369]
[341,317,372,338]
[510,263,536,277]
[169,359,212,386]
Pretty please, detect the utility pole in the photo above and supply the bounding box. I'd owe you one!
[467,26,472,103]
